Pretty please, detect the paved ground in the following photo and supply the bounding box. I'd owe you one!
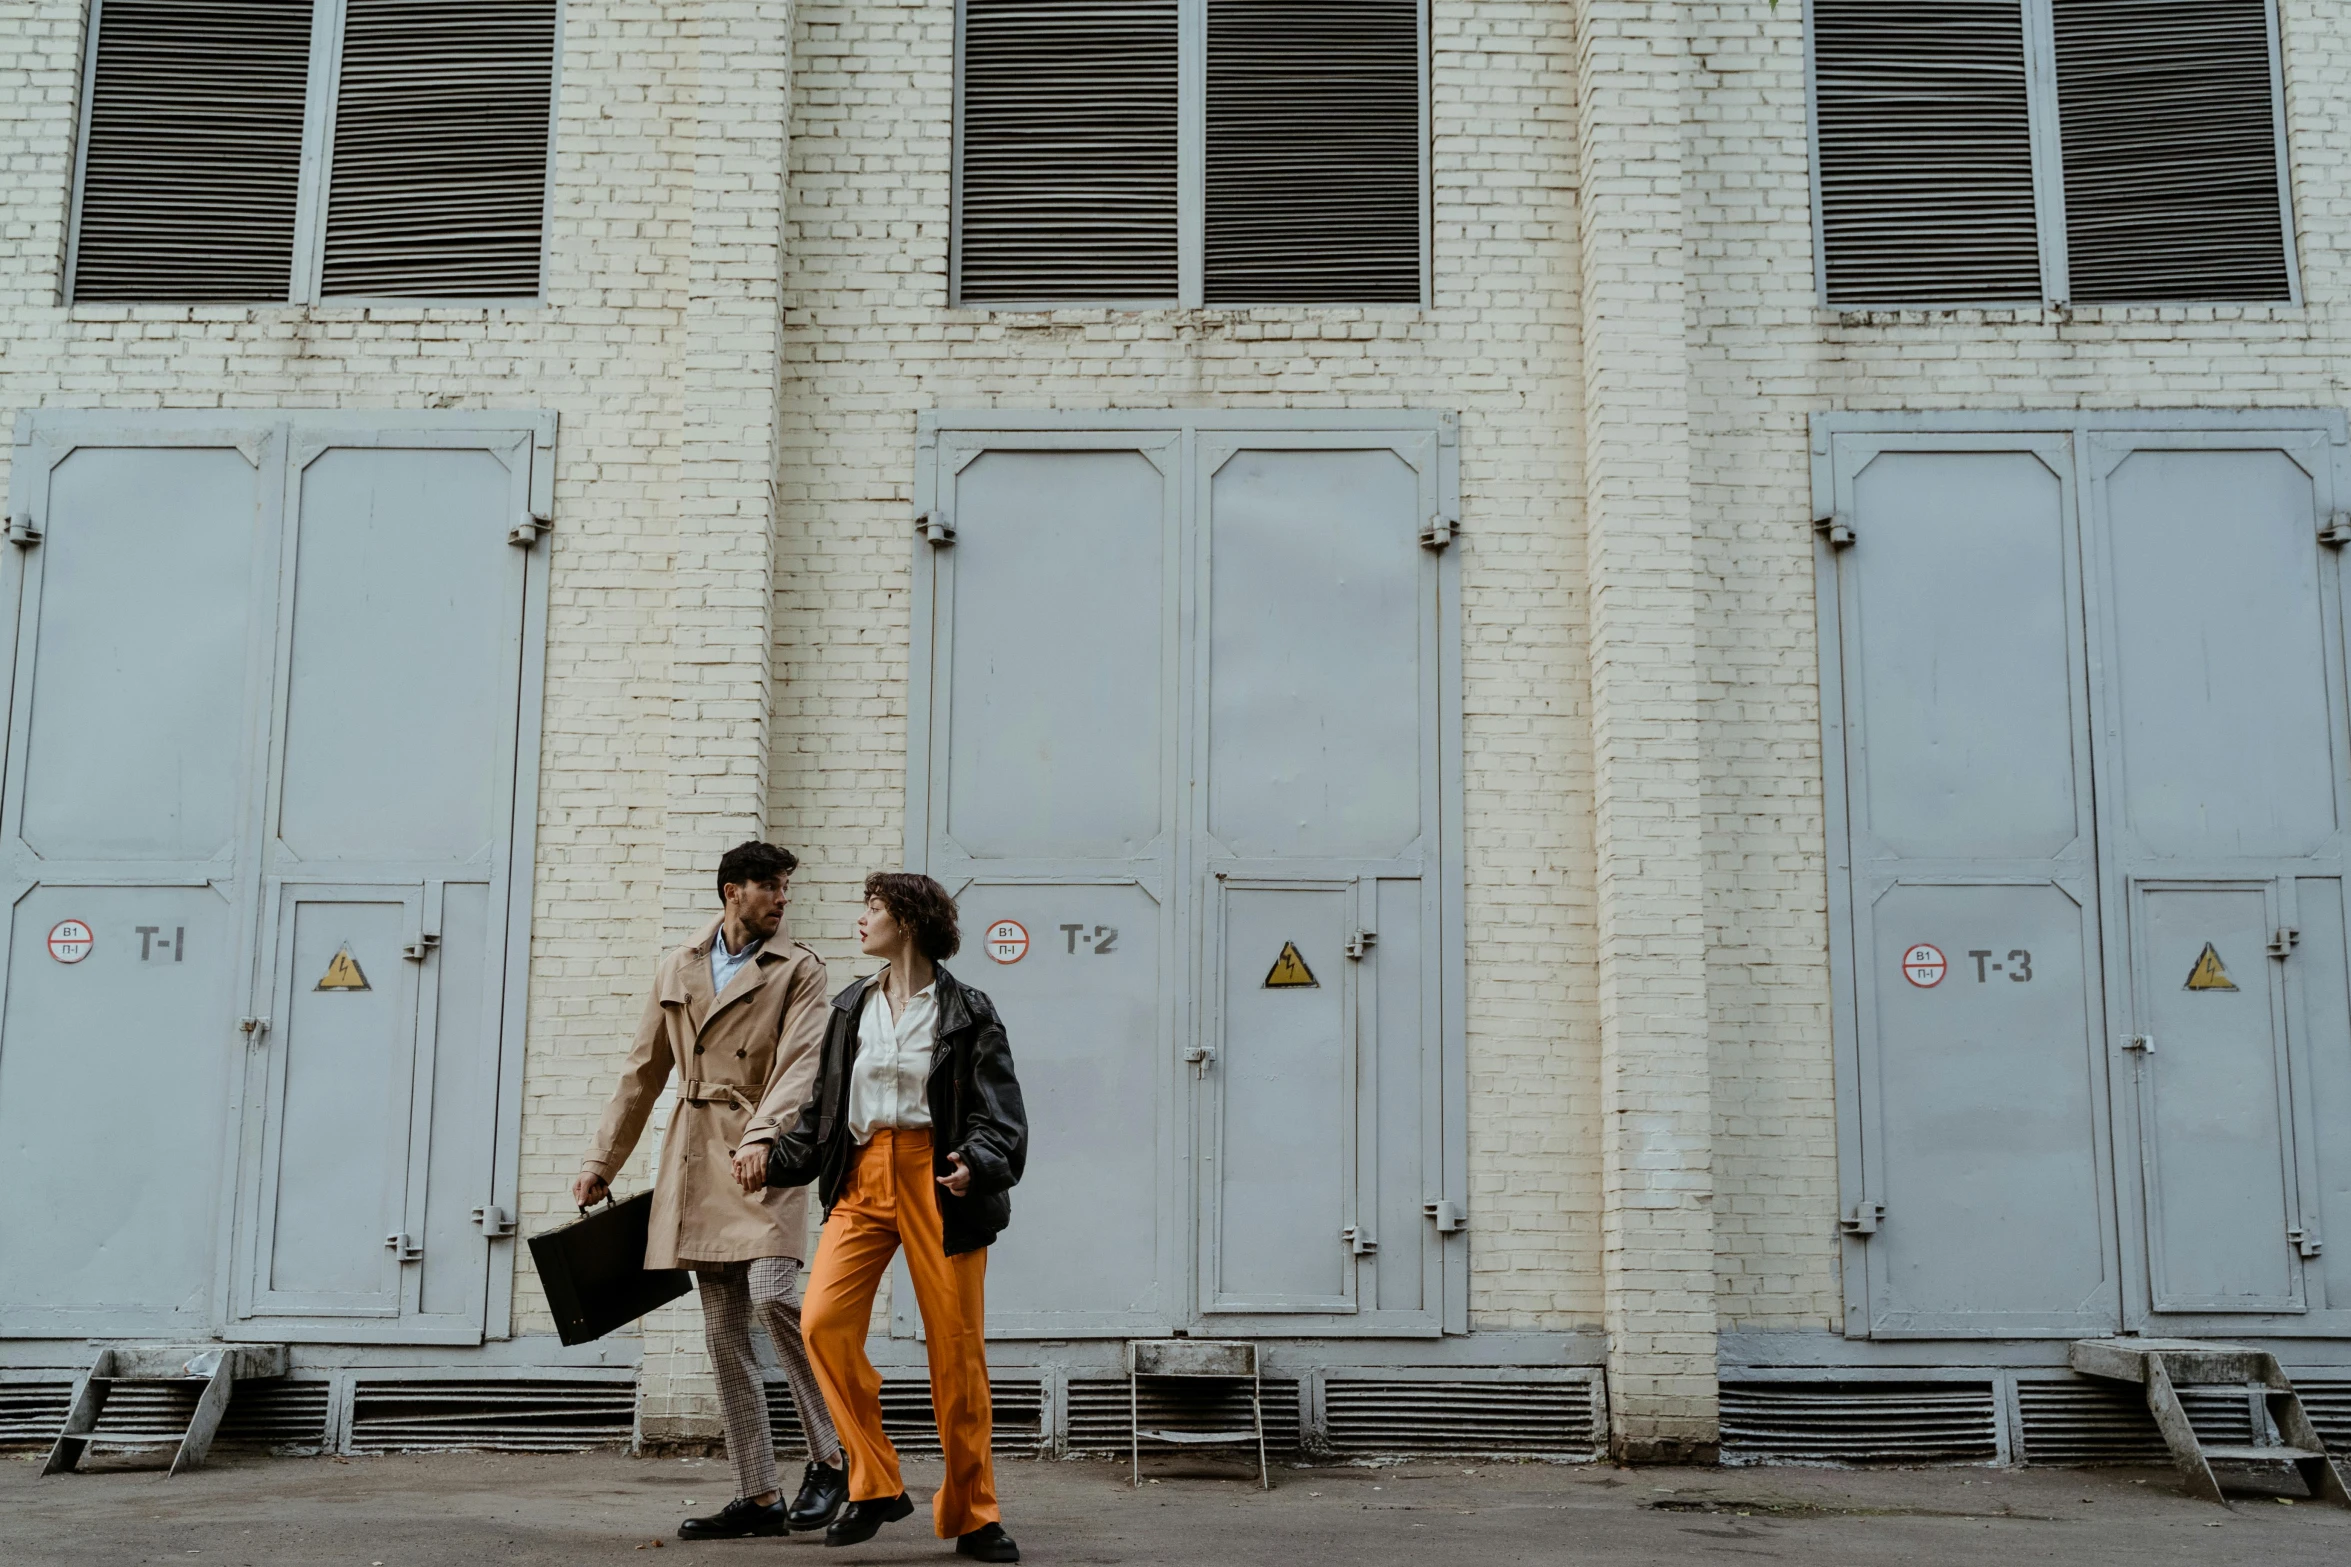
[5,1448,2350,1567]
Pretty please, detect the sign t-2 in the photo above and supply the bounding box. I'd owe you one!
[1060,923,1118,955]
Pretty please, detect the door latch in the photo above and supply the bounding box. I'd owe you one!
[2320,513,2351,548]
[403,931,440,962]
[472,1205,517,1239]
[238,1016,271,1042]
[1341,1226,1378,1256]
[1345,928,1376,960]
[1840,1201,1885,1236]
[2290,1226,2324,1259]
[384,1233,423,1262]
[1423,1198,1467,1234]
[1183,1045,1215,1077]
[2271,926,2301,958]
[1814,513,1856,549]
[2121,1032,2155,1055]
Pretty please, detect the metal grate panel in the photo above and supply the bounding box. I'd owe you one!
[0,1382,73,1450]
[2301,1380,2351,1454]
[1720,1382,2000,1463]
[319,0,558,298]
[1066,1377,1300,1455]
[763,1376,1044,1455]
[69,0,313,302]
[1323,1378,1597,1457]
[955,0,1180,303]
[2017,1378,2258,1464]
[1202,0,1422,304]
[348,1378,633,1453]
[1809,0,2043,306]
[0,1378,330,1454]
[2051,0,2290,302]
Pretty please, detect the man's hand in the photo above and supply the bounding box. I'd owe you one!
[936,1152,973,1197]
[732,1144,769,1193]
[572,1170,609,1208]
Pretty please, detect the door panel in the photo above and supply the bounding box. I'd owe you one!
[2297,879,2351,1311]
[2131,883,2303,1312]
[417,881,498,1324]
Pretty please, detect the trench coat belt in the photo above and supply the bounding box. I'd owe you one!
[677,1079,755,1110]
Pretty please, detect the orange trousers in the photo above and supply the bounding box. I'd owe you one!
[802,1128,998,1538]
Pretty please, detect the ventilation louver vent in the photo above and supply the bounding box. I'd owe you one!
[349,1378,633,1453]
[1065,1377,1301,1455]
[763,1377,1044,1455]
[319,0,558,298]
[2017,1378,2270,1464]
[0,1383,73,1450]
[1809,0,2042,306]
[954,0,1180,304]
[1323,1377,1598,1457]
[1202,0,1422,304]
[2300,1380,2351,1454]
[1720,1382,1999,1463]
[2051,0,2290,303]
[69,0,313,302]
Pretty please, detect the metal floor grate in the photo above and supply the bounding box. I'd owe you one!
[763,1376,1044,1455]
[349,1378,633,1453]
[2017,1378,2257,1465]
[0,1377,329,1454]
[1323,1378,1598,1457]
[1065,1377,1301,1456]
[1720,1382,2000,1463]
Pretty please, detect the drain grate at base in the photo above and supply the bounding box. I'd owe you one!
[349,1378,633,1453]
[1324,1378,1599,1457]
[1720,1382,1999,1463]
[2017,1378,2256,1465]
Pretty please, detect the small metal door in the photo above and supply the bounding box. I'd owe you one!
[909,433,1184,1337]
[1193,434,1445,1336]
[0,430,278,1339]
[229,432,537,1344]
[1822,436,2121,1337]
[2085,434,2345,1326]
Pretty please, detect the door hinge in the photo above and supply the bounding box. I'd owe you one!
[384,1233,423,1262]
[7,513,40,547]
[1419,513,1453,551]
[916,508,955,546]
[2270,926,2301,958]
[403,931,440,962]
[1423,1198,1467,1234]
[1345,928,1376,960]
[238,1016,271,1045]
[506,507,552,547]
[1341,1225,1378,1256]
[1814,513,1855,549]
[2121,1032,2155,1054]
[2320,513,2351,547]
[472,1204,517,1239]
[2290,1226,2324,1258]
[1840,1201,1885,1236]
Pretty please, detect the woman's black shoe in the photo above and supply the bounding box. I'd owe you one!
[677,1495,788,1539]
[956,1522,1021,1562]
[824,1492,914,1547]
[787,1461,848,1532]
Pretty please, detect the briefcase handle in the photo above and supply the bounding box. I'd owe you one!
[578,1193,619,1217]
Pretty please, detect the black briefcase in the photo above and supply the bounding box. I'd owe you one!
[528,1192,693,1346]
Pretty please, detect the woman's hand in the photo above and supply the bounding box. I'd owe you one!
[572,1170,609,1208]
[936,1152,973,1197]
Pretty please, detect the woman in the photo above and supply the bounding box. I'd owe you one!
[767,872,1028,1562]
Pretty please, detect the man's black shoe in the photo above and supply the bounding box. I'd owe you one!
[956,1522,1020,1562]
[787,1461,848,1532]
[824,1492,914,1547]
[678,1496,788,1539]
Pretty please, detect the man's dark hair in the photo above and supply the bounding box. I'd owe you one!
[716,841,799,898]
[864,871,960,961]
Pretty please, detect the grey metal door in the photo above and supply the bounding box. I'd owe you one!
[0,428,280,1338]
[908,413,1465,1340]
[230,432,538,1344]
[909,432,1184,1337]
[1193,433,1447,1337]
[1822,435,2121,1337]
[2084,433,2344,1326]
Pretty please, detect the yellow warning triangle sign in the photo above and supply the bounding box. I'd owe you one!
[2184,943,2238,992]
[316,946,371,992]
[1263,941,1318,989]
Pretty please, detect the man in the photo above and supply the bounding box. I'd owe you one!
[768,872,1028,1563]
[574,841,847,1540]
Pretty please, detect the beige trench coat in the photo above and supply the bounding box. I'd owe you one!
[581,918,828,1268]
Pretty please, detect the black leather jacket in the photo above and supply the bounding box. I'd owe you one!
[765,965,1028,1257]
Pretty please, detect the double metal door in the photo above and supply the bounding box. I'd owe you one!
[907,412,1466,1339]
[1821,414,2351,1338]
[0,413,548,1345]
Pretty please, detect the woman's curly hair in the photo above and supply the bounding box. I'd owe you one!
[864,871,961,961]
